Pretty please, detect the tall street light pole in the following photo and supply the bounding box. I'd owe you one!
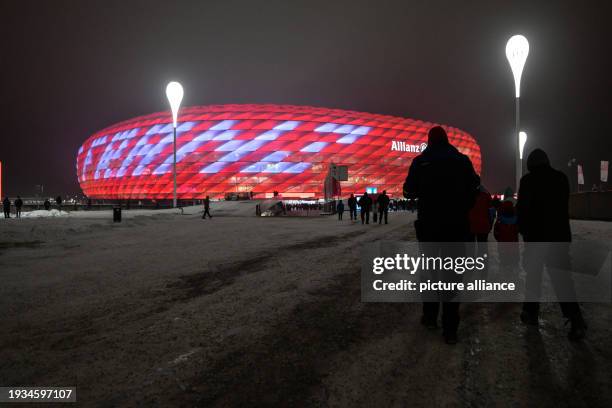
[506,34,529,193]
[519,130,528,168]
[166,81,184,208]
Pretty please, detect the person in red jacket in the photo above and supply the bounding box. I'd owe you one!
[468,181,493,242]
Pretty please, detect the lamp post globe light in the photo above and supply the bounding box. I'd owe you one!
[165,81,184,208]
[506,34,529,192]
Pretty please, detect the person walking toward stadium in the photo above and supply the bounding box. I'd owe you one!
[494,200,519,271]
[468,179,493,242]
[15,196,23,218]
[403,126,479,344]
[377,190,390,224]
[517,148,587,341]
[3,196,11,218]
[202,196,212,219]
[336,199,345,220]
[348,194,357,221]
[358,192,372,224]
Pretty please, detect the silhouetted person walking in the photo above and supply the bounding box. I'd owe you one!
[358,192,372,224]
[44,199,51,211]
[468,179,493,243]
[403,126,479,344]
[15,196,23,218]
[202,196,212,219]
[517,148,587,341]
[348,194,357,221]
[56,195,63,212]
[336,200,345,220]
[3,196,11,218]
[377,190,390,224]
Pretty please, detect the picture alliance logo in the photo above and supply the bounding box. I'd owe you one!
[391,141,428,153]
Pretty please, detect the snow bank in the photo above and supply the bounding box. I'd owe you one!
[20,209,70,218]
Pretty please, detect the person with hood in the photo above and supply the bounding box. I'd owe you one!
[336,199,345,220]
[377,190,390,224]
[403,126,479,344]
[15,196,23,218]
[3,196,11,218]
[517,148,586,341]
[348,194,357,221]
[358,192,372,224]
[503,187,516,205]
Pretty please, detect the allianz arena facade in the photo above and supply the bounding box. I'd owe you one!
[76,104,481,200]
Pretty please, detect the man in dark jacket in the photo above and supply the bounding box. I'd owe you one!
[336,200,345,220]
[15,196,23,218]
[3,196,10,218]
[517,148,586,341]
[403,126,479,344]
[377,190,390,224]
[358,192,372,224]
[202,196,212,219]
[348,194,357,221]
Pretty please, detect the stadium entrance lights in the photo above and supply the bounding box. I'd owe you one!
[506,34,529,191]
[165,81,184,208]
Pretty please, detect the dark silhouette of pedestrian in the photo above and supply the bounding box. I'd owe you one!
[468,180,493,278]
[44,199,51,211]
[202,195,212,219]
[517,148,587,341]
[468,179,493,242]
[15,196,23,218]
[403,126,479,344]
[336,200,345,220]
[358,192,372,224]
[494,200,519,271]
[3,196,11,218]
[56,195,63,212]
[377,190,390,224]
[348,194,357,221]
[491,194,501,209]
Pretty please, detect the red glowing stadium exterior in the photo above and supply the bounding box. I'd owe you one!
[76,104,481,199]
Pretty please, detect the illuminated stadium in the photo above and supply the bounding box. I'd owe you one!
[76,104,481,199]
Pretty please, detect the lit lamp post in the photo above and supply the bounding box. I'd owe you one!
[506,34,529,192]
[165,81,184,208]
[519,130,528,167]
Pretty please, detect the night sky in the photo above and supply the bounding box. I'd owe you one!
[1,0,610,196]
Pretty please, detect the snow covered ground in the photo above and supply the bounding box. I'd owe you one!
[1,212,611,406]
[20,209,71,218]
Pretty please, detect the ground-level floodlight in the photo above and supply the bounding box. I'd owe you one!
[165,81,184,208]
[506,34,529,192]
